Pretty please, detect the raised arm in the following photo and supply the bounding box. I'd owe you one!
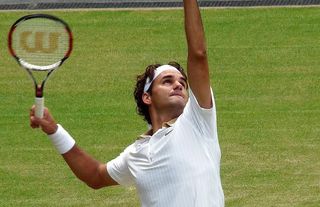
[184,0,212,108]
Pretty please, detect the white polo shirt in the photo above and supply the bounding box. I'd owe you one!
[107,89,224,207]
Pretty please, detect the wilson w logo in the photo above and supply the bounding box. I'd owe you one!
[20,31,60,53]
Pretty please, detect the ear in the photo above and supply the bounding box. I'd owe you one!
[142,92,152,105]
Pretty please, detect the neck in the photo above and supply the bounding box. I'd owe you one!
[149,107,182,134]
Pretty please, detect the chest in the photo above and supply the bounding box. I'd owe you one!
[128,127,217,192]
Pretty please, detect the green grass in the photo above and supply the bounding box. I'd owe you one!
[0,7,319,207]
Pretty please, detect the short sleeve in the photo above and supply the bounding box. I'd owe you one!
[106,145,135,186]
[180,88,217,139]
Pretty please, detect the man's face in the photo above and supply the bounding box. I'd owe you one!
[149,70,188,114]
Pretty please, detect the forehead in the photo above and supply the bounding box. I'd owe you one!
[155,70,185,81]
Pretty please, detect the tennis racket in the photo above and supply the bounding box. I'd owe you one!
[8,14,73,118]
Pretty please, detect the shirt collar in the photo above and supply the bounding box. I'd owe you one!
[138,118,177,139]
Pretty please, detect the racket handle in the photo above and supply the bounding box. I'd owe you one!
[35,97,44,118]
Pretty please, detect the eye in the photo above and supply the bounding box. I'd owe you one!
[180,81,187,88]
[163,79,172,85]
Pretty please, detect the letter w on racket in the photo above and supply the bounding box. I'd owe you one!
[20,31,60,53]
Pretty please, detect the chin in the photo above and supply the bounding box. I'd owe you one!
[171,95,187,104]
[170,106,184,118]
[169,100,186,114]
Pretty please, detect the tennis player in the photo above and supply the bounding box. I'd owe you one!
[30,0,224,206]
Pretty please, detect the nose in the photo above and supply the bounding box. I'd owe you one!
[173,80,183,90]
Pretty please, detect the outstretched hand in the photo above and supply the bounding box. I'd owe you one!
[30,106,58,135]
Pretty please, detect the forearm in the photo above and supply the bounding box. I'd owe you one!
[183,0,207,57]
[30,108,116,188]
[62,145,109,189]
[48,125,116,189]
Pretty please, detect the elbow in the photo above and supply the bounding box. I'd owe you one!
[86,182,104,190]
[189,48,208,60]
[83,175,106,190]
[84,173,109,190]
[78,164,112,190]
[76,176,104,190]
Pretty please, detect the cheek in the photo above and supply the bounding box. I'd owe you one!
[184,90,189,99]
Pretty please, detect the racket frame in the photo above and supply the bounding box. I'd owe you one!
[8,14,73,118]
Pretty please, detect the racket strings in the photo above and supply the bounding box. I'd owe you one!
[11,18,70,69]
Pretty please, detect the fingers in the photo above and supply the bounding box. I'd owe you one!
[42,108,58,135]
[29,106,58,135]
[30,105,35,116]
[30,105,40,128]
[42,108,52,120]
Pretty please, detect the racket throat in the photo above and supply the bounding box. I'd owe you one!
[35,84,44,97]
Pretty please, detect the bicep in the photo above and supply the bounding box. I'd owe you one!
[62,146,118,189]
[187,56,212,109]
[105,146,135,186]
[98,164,119,187]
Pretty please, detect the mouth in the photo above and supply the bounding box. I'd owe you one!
[170,92,184,98]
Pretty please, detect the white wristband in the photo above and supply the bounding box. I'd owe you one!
[48,124,76,154]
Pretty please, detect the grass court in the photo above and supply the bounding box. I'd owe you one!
[0,6,319,206]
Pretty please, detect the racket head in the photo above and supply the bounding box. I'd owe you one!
[8,14,73,71]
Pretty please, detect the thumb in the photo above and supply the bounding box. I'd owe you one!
[35,108,58,135]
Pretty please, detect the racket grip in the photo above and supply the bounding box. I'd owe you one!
[35,97,44,118]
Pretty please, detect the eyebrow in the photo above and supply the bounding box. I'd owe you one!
[161,75,188,86]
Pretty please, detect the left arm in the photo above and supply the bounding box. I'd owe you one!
[183,0,212,109]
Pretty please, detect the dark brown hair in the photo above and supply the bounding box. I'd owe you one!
[133,61,187,124]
